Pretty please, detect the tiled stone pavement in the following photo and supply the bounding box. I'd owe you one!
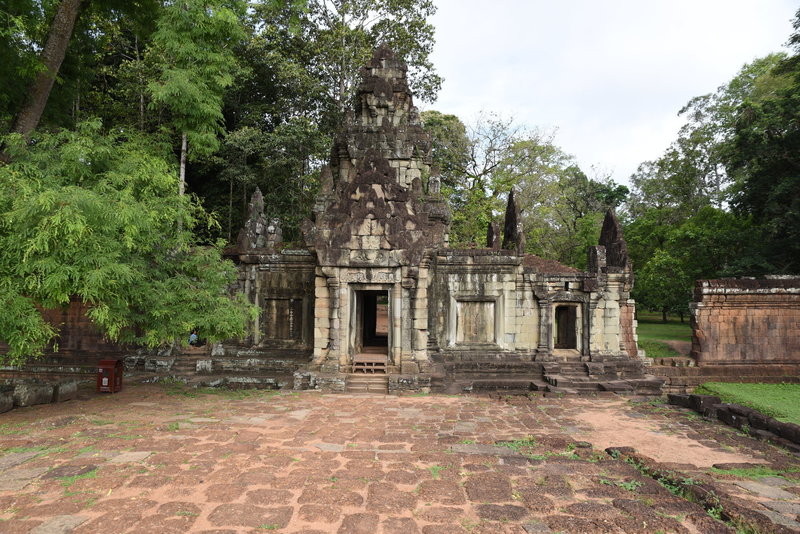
[1,384,799,533]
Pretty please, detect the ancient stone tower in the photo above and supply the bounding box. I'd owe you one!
[302,46,450,374]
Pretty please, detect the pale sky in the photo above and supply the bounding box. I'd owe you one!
[425,1,797,186]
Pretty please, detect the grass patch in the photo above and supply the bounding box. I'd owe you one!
[638,339,684,359]
[496,437,538,454]
[0,423,27,435]
[710,465,800,480]
[60,469,98,489]
[637,312,692,342]
[695,382,800,425]
[428,465,447,479]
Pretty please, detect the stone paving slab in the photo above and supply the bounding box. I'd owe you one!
[28,514,88,534]
[0,466,50,490]
[0,450,40,471]
[107,451,152,464]
[734,480,798,500]
[0,384,799,533]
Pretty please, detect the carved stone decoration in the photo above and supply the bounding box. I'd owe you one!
[302,45,450,267]
[266,218,282,248]
[501,189,523,253]
[237,187,268,250]
[598,209,629,270]
[487,221,500,250]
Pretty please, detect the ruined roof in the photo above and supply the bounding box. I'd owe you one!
[522,254,581,274]
[303,46,449,267]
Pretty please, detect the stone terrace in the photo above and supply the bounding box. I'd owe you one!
[1,385,799,533]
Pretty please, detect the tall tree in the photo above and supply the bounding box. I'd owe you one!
[303,0,441,108]
[725,12,800,273]
[8,0,85,139]
[147,0,246,196]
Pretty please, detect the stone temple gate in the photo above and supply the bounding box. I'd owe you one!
[226,46,661,394]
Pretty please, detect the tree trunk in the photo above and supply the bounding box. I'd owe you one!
[11,0,85,138]
[179,132,187,196]
[662,308,668,323]
[177,132,187,232]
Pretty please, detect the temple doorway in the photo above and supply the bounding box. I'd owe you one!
[351,290,389,373]
[554,305,578,349]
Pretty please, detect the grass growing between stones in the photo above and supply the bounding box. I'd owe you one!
[695,382,800,424]
[709,465,800,480]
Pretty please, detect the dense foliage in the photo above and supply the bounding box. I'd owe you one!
[0,122,255,363]
[625,14,800,318]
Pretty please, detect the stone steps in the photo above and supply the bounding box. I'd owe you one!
[345,375,389,394]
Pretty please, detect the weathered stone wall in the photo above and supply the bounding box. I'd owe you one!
[691,277,800,366]
[230,251,316,351]
[429,250,537,354]
[0,299,122,371]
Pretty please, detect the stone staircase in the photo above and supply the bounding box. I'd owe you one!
[345,374,389,393]
[434,355,663,396]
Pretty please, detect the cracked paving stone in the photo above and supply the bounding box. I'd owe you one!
[28,515,88,534]
[0,451,40,471]
[0,466,50,490]
[107,451,152,464]
[735,480,798,500]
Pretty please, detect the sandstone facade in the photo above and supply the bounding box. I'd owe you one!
[226,47,655,393]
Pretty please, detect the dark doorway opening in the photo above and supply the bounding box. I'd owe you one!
[352,290,389,373]
[361,291,389,349]
[554,305,578,349]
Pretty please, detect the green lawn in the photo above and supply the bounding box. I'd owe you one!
[636,311,692,358]
[695,382,800,425]
[636,311,692,342]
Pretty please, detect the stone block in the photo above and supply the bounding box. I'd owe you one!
[667,393,691,408]
[689,394,720,415]
[401,362,419,374]
[53,381,77,403]
[196,360,214,373]
[13,382,54,407]
[0,387,13,413]
[777,422,800,444]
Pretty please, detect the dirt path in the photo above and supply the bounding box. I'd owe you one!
[0,384,798,533]
[568,399,763,466]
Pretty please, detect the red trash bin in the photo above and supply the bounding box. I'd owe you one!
[97,359,123,393]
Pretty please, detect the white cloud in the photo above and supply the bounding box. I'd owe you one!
[427,0,796,185]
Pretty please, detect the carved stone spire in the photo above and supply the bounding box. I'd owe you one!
[599,209,629,270]
[487,221,500,250]
[237,187,268,250]
[501,189,525,254]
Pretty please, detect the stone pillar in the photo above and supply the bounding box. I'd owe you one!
[537,300,551,358]
[391,282,403,367]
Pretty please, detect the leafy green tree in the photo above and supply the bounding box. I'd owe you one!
[302,0,441,107]
[527,166,628,268]
[628,54,787,219]
[147,0,246,196]
[725,14,800,273]
[0,121,256,364]
[635,249,692,322]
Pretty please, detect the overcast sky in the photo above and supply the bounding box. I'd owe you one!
[424,1,797,186]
